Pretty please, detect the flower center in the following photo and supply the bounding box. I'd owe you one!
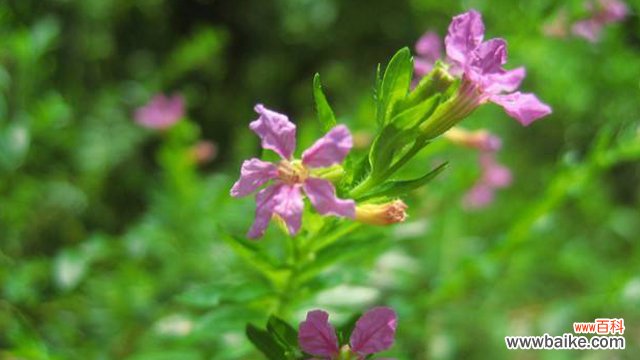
[277,160,308,184]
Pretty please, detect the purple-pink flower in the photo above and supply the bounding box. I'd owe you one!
[463,152,512,209]
[231,104,356,239]
[414,31,442,78]
[298,307,397,359]
[572,0,628,42]
[415,10,552,127]
[445,10,551,126]
[134,94,185,130]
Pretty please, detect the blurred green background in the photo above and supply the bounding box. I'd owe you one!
[1,0,639,359]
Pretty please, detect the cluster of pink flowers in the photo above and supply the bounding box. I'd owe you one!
[443,127,512,209]
[299,307,397,359]
[544,0,628,42]
[573,0,628,42]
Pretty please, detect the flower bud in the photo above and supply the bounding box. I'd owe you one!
[337,345,359,360]
[444,127,501,152]
[355,200,408,226]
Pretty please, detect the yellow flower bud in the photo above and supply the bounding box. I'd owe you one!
[355,200,408,226]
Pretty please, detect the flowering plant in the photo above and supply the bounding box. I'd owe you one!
[229,9,552,359]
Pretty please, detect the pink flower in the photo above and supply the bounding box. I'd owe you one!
[463,152,512,209]
[414,31,442,77]
[572,0,628,42]
[444,10,552,126]
[134,94,185,130]
[231,104,355,239]
[298,307,397,359]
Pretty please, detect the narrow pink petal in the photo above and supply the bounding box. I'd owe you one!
[230,158,277,197]
[415,31,442,74]
[303,178,355,218]
[483,67,526,95]
[250,104,297,159]
[463,183,495,209]
[301,125,353,168]
[350,307,397,356]
[135,94,185,129]
[273,184,304,236]
[470,38,507,75]
[298,310,340,357]
[247,184,281,239]
[490,92,552,126]
[445,10,485,67]
[600,0,628,22]
[414,57,435,78]
[571,19,602,42]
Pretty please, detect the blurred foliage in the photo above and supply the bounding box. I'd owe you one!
[0,0,639,359]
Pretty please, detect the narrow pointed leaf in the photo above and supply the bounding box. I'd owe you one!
[313,73,337,132]
[246,323,287,360]
[267,315,299,349]
[360,162,448,200]
[379,48,413,126]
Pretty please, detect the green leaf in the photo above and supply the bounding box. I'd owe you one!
[298,236,386,283]
[368,125,403,177]
[391,93,442,130]
[336,313,361,345]
[267,315,299,349]
[246,323,287,360]
[360,161,449,200]
[177,280,273,308]
[378,48,413,126]
[218,228,280,279]
[313,73,337,132]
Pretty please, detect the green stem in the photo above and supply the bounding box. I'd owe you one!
[274,235,302,317]
[379,137,428,180]
[349,175,378,199]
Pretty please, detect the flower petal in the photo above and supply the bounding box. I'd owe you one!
[463,183,495,209]
[483,67,526,94]
[601,0,628,23]
[480,153,512,188]
[414,31,442,77]
[302,125,353,168]
[298,310,340,357]
[230,158,278,197]
[470,38,507,75]
[571,19,602,42]
[247,184,281,239]
[273,184,304,236]
[445,10,485,67]
[135,94,185,129]
[303,178,355,218]
[490,92,552,126]
[250,104,297,159]
[350,307,398,356]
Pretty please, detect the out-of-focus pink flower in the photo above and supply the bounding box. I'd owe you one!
[543,11,570,38]
[414,31,442,77]
[298,307,397,359]
[231,104,355,239]
[463,152,512,210]
[572,0,628,42]
[443,10,552,126]
[189,140,218,164]
[135,94,185,130]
